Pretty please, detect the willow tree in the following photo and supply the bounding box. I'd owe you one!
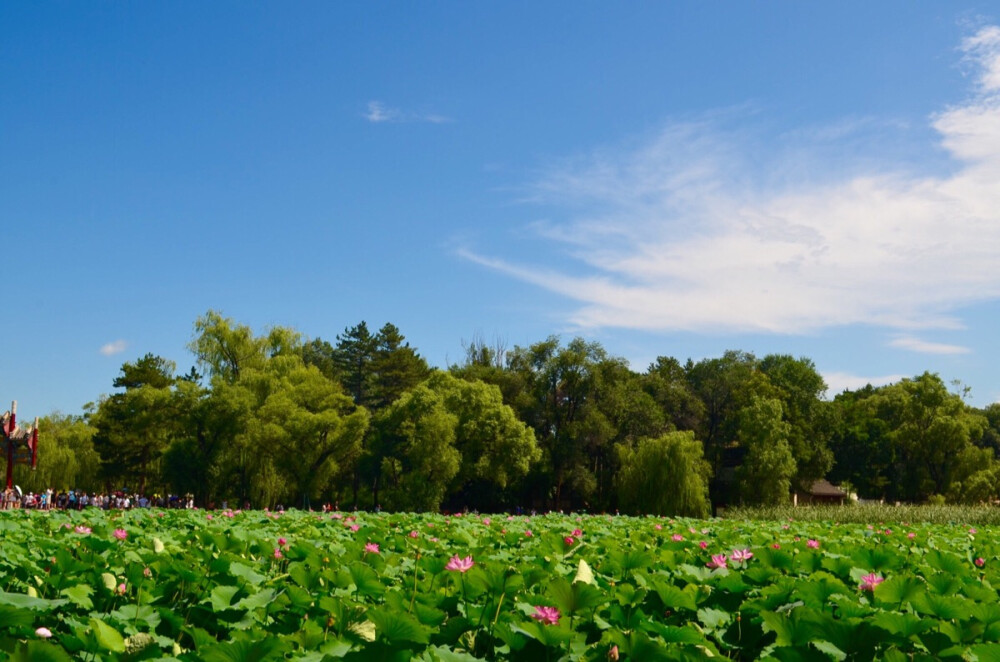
[616,431,711,517]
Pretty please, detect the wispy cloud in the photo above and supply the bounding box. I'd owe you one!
[888,335,972,355]
[364,101,401,123]
[99,340,127,356]
[463,26,1000,336]
[364,100,450,124]
[822,371,907,397]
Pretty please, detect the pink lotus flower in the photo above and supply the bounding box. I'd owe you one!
[976,557,986,567]
[446,555,474,573]
[564,536,575,546]
[116,583,127,595]
[113,528,127,541]
[350,524,360,532]
[331,513,343,519]
[273,548,283,560]
[531,605,561,625]
[278,537,287,547]
[970,528,978,535]
[772,543,781,549]
[706,554,727,569]
[572,528,582,537]
[907,532,916,539]
[143,567,152,578]
[699,541,708,549]
[74,525,91,535]
[206,514,213,520]
[731,548,753,563]
[859,573,884,591]
[655,524,663,530]
[806,539,819,549]
[364,542,380,554]
[409,530,419,538]
[883,529,891,535]
[431,537,439,542]
[671,534,684,542]
[35,627,52,638]
[524,530,533,537]
[483,518,491,526]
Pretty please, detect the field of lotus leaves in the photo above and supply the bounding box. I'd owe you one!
[2,508,1000,661]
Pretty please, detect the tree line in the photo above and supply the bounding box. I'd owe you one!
[13,311,1000,516]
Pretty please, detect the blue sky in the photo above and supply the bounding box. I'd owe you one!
[3,3,1000,416]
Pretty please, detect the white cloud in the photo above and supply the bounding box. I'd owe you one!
[99,340,128,356]
[364,100,450,124]
[364,101,401,123]
[464,26,1000,336]
[888,335,972,355]
[822,371,907,398]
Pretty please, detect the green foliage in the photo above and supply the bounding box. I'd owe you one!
[828,373,993,502]
[425,372,539,506]
[240,360,370,509]
[90,358,177,493]
[735,396,797,505]
[375,383,460,511]
[11,413,100,493]
[615,431,711,517]
[34,310,1000,514]
[1,509,1000,660]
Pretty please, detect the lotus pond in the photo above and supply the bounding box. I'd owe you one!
[2,508,1000,660]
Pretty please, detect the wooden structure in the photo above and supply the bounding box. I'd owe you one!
[793,479,848,506]
[2,401,38,490]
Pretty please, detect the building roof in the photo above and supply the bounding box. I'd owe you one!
[807,479,847,497]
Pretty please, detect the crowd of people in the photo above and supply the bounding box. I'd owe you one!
[0,488,198,511]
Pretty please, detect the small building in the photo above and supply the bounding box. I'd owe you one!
[793,479,848,506]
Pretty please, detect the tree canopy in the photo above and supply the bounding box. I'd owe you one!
[26,312,1000,513]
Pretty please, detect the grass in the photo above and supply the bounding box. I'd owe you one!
[721,502,1000,525]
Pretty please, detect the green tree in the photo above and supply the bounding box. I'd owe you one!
[946,445,998,504]
[373,383,460,511]
[870,373,988,501]
[685,350,773,506]
[333,322,378,407]
[301,338,341,383]
[827,385,894,499]
[615,431,711,517]
[113,353,177,390]
[734,396,797,505]
[240,358,369,509]
[161,378,252,506]
[369,323,431,410]
[759,354,834,490]
[12,412,101,493]
[425,372,539,510]
[506,337,616,510]
[190,310,301,384]
[90,355,177,494]
[642,356,705,433]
